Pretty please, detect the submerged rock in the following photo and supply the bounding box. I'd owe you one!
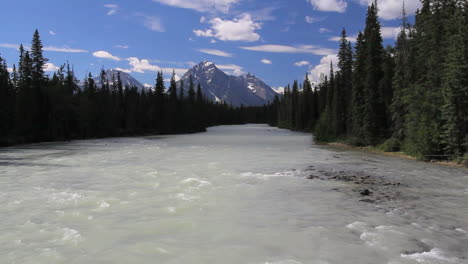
[360,189,371,196]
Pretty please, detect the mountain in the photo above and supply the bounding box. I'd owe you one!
[178,61,277,106]
[83,69,147,91]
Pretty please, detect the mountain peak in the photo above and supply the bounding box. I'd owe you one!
[177,61,278,106]
[85,69,146,91]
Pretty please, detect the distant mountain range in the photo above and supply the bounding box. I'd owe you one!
[84,62,278,106]
[178,61,277,106]
[83,69,147,92]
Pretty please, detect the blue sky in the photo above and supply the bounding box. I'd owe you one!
[0,0,420,90]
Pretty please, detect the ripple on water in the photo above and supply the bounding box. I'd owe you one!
[401,248,461,263]
[264,260,304,264]
[57,228,83,245]
[240,170,299,180]
[180,177,212,188]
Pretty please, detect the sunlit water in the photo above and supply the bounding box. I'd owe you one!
[1,125,467,264]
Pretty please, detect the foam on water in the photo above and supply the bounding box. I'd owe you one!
[180,177,212,187]
[401,248,460,263]
[60,228,82,245]
[1,125,467,263]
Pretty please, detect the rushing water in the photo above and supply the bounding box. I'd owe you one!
[1,124,467,264]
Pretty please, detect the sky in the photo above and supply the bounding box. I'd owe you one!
[0,0,420,90]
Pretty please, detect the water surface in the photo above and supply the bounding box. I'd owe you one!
[1,125,467,263]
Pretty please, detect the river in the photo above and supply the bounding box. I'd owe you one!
[1,124,467,264]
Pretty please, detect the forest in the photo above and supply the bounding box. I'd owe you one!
[0,0,466,164]
[0,31,268,146]
[267,0,468,163]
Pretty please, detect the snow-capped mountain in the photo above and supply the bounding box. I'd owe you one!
[178,61,278,106]
[83,69,147,91]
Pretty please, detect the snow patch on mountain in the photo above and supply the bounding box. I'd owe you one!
[177,61,278,106]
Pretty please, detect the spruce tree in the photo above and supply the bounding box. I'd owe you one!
[361,1,386,145]
[188,74,195,104]
[404,0,446,157]
[337,29,353,135]
[30,30,48,138]
[440,7,468,157]
[169,69,177,102]
[390,6,411,145]
[154,71,165,131]
[351,32,366,143]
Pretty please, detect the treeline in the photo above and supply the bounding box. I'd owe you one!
[0,30,267,146]
[269,0,467,161]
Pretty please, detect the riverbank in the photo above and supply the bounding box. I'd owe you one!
[321,142,468,169]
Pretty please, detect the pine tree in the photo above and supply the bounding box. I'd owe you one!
[196,83,203,103]
[361,1,386,145]
[351,32,366,143]
[440,6,468,157]
[154,71,165,131]
[0,55,14,138]
[188,74,195,104]
[30,30,47,84]
[179,79,185,99]
[169,69,177,102]
[337,29,353,135]
[30,30,48,139]
[404,0,447,157]
[16,46,34,137]
[390,6,411,145]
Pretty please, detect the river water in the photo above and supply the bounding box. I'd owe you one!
[1,124,467,264]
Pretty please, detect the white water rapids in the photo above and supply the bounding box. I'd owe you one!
[1,124,467,263]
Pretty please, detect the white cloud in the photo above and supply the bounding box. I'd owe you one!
[194,13,261,42]
[294,61,310,67]
[104,4,118,16]
[114,67,132,73]
[210,39,217,43]
[7,68,13,73]
[151,0,239,13]
[0,43,87,53]
[261,59,272,64]
[328,35,358,42]
[305,16,324,23]
[127,57,161,73]
[327,27,399,42]
[43,46,88,53]
[319,27,331,33]
[240,44,335,56]
[115,45,129,49]
[217,64,244,76]
[200,16,207,23]
[49,30,56,36]
[186,61,197,67]
[0,43,20,49]
[162,68,187,76]
[93,50,121,61]
[44,62,60,72]
[140,15,165,32]
[163,74,181,82]
[198,49,233,57]
[194,29,213,37]
[308,0,347,13]
[381,26,401,39]
[250,7,277,21]
[119,58,188,76]
[358,0,421,20]
[309,54,338,83]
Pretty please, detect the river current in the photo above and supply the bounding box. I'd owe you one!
[1,124,467,263]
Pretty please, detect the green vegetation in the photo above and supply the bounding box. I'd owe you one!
[268,0,468,162]
[0,30,268,146]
